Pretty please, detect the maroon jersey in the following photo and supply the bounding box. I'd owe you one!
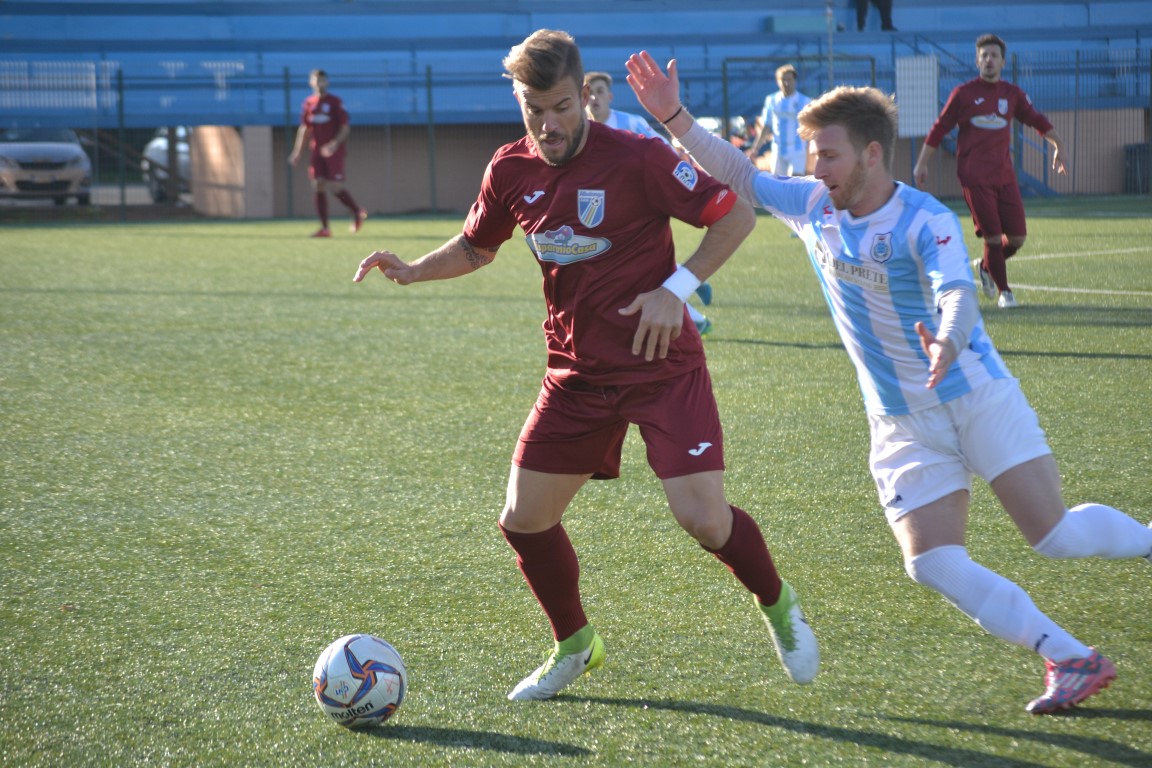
[925,78,1054,187]
[300,92,349,150]
[464,121,736,386]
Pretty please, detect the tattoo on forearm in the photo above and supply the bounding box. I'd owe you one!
[458,236,494,270]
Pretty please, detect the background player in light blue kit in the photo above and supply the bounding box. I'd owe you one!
[746,64,812,176]
[627,50,1152,715]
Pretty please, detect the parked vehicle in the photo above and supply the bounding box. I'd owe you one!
[0,127,92,205]
[141,127,191,203]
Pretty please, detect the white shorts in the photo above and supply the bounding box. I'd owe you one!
[868,378,1052,523]
[772,148,808,176]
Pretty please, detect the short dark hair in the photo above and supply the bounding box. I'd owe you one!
[310,69,328,79]
[975,34,1007,57]
[503,29,584,92]
[798,86,898,170]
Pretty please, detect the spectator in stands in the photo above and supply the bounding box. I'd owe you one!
[913,34,1067,309]
[585,71,715,334]
[289,69,367,238]
[856,0,896,31]
[746,64,813,176]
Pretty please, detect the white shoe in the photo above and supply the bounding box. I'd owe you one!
[507,632,606,701]
[758,581,820,685]
[973,258,997,300]
[997,290,1019,309]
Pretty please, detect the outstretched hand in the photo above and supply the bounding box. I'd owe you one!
[618,287,686,361]
[353,250,414,284]
[914,321,956,390]
[625,51,683,125]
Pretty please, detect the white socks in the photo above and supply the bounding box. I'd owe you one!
[1033,503,1152,559]
[905,545,1091,662]
[901,505,1151,662]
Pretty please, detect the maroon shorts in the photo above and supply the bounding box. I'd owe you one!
[309,148,346,182]
[962,182,1027,240]
[513,366,725,480]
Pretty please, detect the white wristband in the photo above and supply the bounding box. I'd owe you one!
[661,265,702,302]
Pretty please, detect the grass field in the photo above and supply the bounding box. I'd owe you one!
[2,197,1150,767]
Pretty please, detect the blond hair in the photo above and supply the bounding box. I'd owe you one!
[798,86,898,169]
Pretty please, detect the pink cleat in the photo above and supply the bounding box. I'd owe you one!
[311,227,332,238]
[1025,648,1116,714]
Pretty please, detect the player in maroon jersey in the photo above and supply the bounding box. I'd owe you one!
[353,29,819,701]
[289,69,367,238]
[914,34,1067,309]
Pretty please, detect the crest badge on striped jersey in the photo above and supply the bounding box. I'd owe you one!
[870,232,893,263]
[578,189,605,228]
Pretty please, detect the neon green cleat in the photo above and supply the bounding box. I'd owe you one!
[758,580,820,685]
[507,632,606,701]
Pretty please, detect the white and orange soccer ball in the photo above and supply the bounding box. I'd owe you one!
[312,634,407,728]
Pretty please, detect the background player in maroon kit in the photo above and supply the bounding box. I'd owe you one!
[353,29,819,701]
[913,34,1067,309]
[289,69,367,238]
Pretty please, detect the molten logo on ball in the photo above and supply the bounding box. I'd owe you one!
[313,633,407,728]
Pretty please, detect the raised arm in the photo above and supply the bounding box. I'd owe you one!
[625,51,760,202]
[353,234,498,285]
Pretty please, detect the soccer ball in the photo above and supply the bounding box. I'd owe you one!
[312,633,407,728]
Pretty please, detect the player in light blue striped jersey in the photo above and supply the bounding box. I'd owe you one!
[747,64,812,176]
[628,52,1152,715]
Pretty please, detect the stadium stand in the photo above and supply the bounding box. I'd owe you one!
[2,1,1148,214]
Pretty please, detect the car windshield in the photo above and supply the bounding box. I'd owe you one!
[1,128,80,144]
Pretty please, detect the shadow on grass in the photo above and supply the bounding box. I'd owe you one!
[357,723,591,757]
[568,695,1103,767]
[997,348,1152,362]
[981,303,1152,329]
[884,713,1152,766]
[718,337,845,351]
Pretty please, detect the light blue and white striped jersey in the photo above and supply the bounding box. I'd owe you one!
[752,176,1012,415]
[606,109,671,145]
[759,91,812,156]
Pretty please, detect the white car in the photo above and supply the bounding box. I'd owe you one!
[141,127,191,203]
[0,127,92,206]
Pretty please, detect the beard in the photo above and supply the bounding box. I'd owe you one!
[831,157,868,211]
[530,117,586,167]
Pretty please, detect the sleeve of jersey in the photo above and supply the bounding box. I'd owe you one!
[462,157,516,251]
[924,88,961,148]
[1014,89,1054,134]
[699,185,737,227]
[918,211,971,293]
[640,138,736,228]
[678,122,760,203]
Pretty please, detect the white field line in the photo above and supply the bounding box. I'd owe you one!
[1008,247,1152,297]
[1013,246,1151,262]
[1010,284,1152,296]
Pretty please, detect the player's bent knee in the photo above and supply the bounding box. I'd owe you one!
[904,544,970,596]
